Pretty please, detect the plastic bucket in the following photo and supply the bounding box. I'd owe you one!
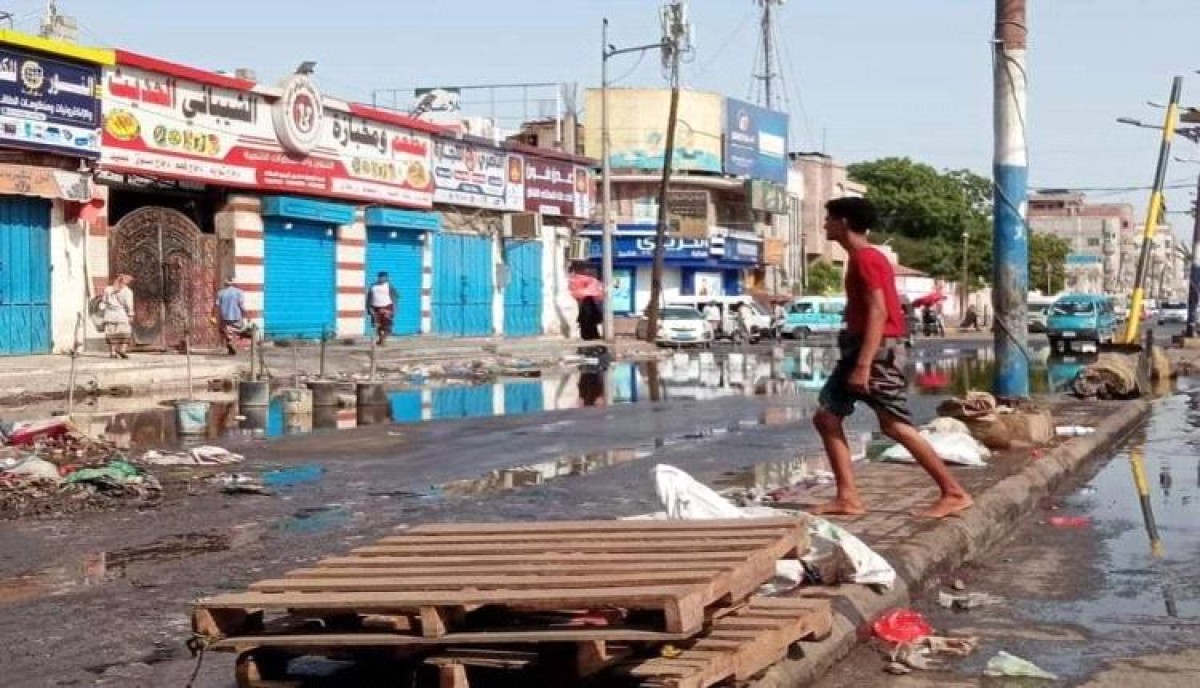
[238,380,270,408]
[175,400,211,435]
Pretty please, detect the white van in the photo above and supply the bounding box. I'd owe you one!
[667,295,772,341]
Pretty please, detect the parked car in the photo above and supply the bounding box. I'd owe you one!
[1027,296,1055,334]
[668,295,770,343]
[1158,301,1189,325]
[1046,294,1118,352]
[635,306,713,348]
[781,296,846,338]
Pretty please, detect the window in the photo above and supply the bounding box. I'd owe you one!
[790,303,814,314]
[819,302,845,315]
[1086,238,1101,247]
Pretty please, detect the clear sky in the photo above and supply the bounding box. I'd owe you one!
[11,0,1200,236]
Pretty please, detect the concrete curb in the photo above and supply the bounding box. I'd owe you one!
[751,399,1153,687]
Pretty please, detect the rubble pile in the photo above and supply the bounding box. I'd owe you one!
[0,418,162,519]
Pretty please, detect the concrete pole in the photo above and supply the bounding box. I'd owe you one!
[992,0,1030,398]
[1187,179,1200,338]
[601,19,615,344]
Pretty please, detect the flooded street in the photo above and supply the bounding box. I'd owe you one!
[817,380,1200,688]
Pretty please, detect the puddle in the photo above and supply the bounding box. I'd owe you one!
[63,344,1078,450]
[0,524,262,606]
[276,505,352,534]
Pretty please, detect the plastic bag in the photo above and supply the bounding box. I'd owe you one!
[873,609,933,645]
[882,429,990,467]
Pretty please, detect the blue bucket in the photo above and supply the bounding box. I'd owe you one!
[175,400,211,435]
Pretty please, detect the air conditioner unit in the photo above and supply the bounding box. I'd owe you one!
[507,212,541,239]
[568,237,591,261]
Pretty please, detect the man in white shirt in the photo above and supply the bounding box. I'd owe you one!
[366,272,399,345]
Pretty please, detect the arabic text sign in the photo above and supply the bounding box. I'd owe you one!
[724,98,788,183]
[432,138,524,210]
[526,158,592,218]
[0,46,101,158]
[101,65,434,207]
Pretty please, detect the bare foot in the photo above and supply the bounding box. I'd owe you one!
[810,499,868,516]
[914,494,974,519]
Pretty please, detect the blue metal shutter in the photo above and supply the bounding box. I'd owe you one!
[264,218,336,339]
[503,381,544,416]
[432,385,494,419]
[365,230,423,336]
[0,197,51,355]
[723,270,741,296]
[389,389,423,423]
[433,234,494,336]
[681,268,695,296]
[503,240,543,337]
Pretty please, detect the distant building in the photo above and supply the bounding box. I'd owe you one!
[1027,190,1133,295]
[788,152,863,270]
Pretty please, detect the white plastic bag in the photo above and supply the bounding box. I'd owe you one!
[882,429,990,467]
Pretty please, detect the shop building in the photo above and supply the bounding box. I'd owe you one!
[0,31,109,355]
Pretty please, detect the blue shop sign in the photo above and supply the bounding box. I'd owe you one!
[587,235,710,261]
[724,237,761,265]
[724,98,788,184]
[0,46,101,158]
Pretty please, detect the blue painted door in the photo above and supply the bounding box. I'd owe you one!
[264,219,336,339]
[432,385,493,419]
[433,234,493,336]
[503,381,544,416]
[503,240,543,337]
[388,389,423,423]
[0,198,51,355]
[365,230,423,336]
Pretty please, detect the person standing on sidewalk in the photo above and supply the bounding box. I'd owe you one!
[367,272,398,346]
[811,198,972,519]
[101,274,135,359]
[215,279,246,355]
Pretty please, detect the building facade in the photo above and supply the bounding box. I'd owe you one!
[1028,191,1132,295]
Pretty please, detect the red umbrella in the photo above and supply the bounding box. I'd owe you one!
[911,291,946,308]
[569,273,604,301]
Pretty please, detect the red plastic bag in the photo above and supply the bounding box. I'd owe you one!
[873,609,933,645]
[1048,515,1091,528]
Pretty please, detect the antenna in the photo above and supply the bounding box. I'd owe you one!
[751,0,786,111]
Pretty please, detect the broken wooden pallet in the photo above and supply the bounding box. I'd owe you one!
[614,596,833,688]
[195,518,808,652]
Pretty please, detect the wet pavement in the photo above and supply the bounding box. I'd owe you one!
[0,337,1149,687]
[816,380,1200,688]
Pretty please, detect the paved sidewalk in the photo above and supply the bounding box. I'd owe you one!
[751,398,1152,687]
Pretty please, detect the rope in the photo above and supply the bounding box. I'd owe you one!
[184,635,212,688]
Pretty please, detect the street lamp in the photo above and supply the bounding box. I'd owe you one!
[960,231,969,318]
[600,19,670,345]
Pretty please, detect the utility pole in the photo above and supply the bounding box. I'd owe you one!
[645,2,691,339]
[1188,189,1200,338]
[753,0,783,110]
[960,231,970,319]
[992,0,1030,398]
[1122,76,1183,344]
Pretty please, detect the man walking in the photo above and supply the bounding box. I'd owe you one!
[215,278,246,355]
[811,198,972,519]
[367,271,399,346]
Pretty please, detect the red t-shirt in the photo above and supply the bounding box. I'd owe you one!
[844,246,907,337]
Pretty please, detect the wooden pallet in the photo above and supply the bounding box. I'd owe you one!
[195,518,808,650]
[616,596,833,688]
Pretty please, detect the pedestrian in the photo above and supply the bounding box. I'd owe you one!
[704,301,722,336]
[367,271,398,346]
[101,274,135,359]
[772,300,787,339]
[811,197,972,519]
[961,304,981,332]
[569,267,603,341]
[215,278,246,355]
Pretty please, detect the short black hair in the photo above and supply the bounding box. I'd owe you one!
[377,271,389,279]
[825,197,877,233]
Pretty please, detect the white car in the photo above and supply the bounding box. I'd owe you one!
[1158,301,1189,325]
[636,307,714,348]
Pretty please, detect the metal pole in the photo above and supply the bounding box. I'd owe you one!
[1187,178,1200,338]
[601,18,615,345]
[319,325,328,379]
[1124,76,1183,344]
[646,62,681,339]
[993,0,1030,398]
[960,231,969,318]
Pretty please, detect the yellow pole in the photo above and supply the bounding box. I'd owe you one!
[1124,77,1183,344]
[1129,445,1164,558]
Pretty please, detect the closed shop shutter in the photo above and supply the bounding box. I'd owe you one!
[264,219,336,339]
[365,230,423,336]
[0,197,51,355]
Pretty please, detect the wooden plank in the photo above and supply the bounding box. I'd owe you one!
[351,537,780,556]
[420,607,448,638]
[321,551,751,566]
[402,518,802,535]
[197,585,696,610]
[249,571,721,593]
[211,627,691,651]
[377,527,799,545]
[288,562,731,578]
[426,648,538,670]
[438,664,469,688]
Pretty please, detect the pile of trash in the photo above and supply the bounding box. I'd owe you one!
[0,417,164,519]
[936,391,1053,450]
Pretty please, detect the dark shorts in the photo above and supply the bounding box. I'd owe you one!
[818,331,913,425]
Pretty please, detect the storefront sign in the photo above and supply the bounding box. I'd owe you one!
[724,237,762,264]
[587,235,710,261]
[763,238,785,266]
[724,98,788,183]
[584,88,723,174]
[666,189,708,219]
[0,161,91,200]
[0,46,101,158]
[100,62,435,208]
[526,158,591,218]
[432,138,524,210]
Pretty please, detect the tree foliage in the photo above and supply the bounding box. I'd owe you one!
[847,157,1071,293]
[805,260,842,295]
